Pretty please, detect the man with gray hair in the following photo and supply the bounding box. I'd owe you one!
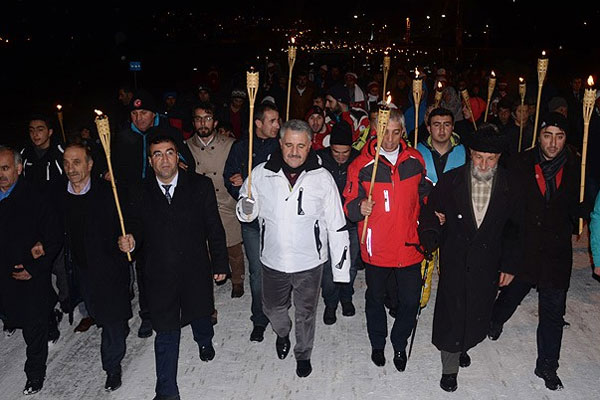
[236,119,350,378]
[0,145,61,395]
[344,109,434,373]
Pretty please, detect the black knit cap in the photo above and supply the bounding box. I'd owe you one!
[129,89,158,113]
[329,121,353,146]
[327,84,351,105]
[539,111,569,135]
[464,123,507,154]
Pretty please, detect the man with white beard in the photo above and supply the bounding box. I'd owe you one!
[419,124,520,392]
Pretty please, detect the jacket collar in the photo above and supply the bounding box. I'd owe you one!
[364,137,410,167]
[264,148,321,173]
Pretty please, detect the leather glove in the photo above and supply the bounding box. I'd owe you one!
[419,229,439,254]
[241,197,255,215]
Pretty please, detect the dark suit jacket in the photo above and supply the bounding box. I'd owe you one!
[127,170,229,331]
[421,164,520,352]
[0,179,61,327]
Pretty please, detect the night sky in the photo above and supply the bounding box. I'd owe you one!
[1,1,597,145]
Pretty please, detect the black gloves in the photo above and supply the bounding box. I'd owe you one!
[419,229,439,255]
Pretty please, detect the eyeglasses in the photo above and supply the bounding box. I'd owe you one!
[193,115,213,122]
[151,149,177,159]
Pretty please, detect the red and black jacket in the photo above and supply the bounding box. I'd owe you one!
[344,138,433,267]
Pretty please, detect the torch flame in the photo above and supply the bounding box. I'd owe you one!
[541,50,546,57]
[415,67,419,79]
[56,104,62,111]
[291,37,295,44]
[519,77,524,83]
[588,75,595,87]
[386,92,392,105]
[94,109,103,117]
[491,70,496,78]
[437,81,443,90]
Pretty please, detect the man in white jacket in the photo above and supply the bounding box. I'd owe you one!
[237,119,350,378]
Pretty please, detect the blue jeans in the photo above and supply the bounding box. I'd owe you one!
[321,225,360,307]
[154,316,213,397]
[242,221,269,328]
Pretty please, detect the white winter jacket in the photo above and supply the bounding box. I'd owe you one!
[236,152,350,283]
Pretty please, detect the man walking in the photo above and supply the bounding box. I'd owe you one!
[119,135,229,400]
[237,120,350,378]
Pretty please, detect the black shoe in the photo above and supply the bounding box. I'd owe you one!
[393,351,407,372]
[440,373,458,392]
[341,301,355,317]
[276,335,290,360]
[23,378,44,395]
[487,321,503,341]
[296,359,312,377]
[388,307,397,319]
[199,345,215,361]
[4,325,16,337]
[459,352,471,368]
[138,318,153,338]
[323,306,337,325]
[371,349,385,367]
[152,395,181,400]
[231,283,244,298]
[48,326,60,344]
[250,326,265,342]
[534,367,564,391]
[105,371,122,391]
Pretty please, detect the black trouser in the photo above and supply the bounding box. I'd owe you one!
[134,249,150,321]
[491,278,567,370]
[154,316,213,397]
[23,321,49,381]
[100,320,129,375]
[365,263,422,351]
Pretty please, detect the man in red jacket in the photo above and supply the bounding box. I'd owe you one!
[344,109,433,372]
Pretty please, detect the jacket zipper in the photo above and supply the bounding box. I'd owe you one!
[334,246,348,269]
[297,187,305,215]
[260,220,266,256]
[314,220,322,259]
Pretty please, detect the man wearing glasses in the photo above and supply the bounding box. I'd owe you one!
[119,135,229,400]
[187,103,245,300]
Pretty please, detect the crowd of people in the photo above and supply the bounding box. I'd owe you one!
[2,59,600,400]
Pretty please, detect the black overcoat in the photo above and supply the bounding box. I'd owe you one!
[53,179,132,325]
[127,170,229,331]
[0,179,61,327]
[422,164,520,353]
[510,148,580,290]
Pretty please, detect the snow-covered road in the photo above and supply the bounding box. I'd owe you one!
[2,234,599,400]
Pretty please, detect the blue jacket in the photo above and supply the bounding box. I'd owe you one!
[590,192,600,263]
[417,140,466,184]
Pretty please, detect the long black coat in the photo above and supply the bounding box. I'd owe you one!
[0,179,61,327]
[127,170,229,331]
[52,179,132,325]
[510,148,580,290]
[422,164,520,353]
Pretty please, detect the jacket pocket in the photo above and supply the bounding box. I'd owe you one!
[314,220,322,259]
[297,187,305,215]
[334,246,348,269]
[260,220,266,256]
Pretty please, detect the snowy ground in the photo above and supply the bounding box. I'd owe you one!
[1,233,599,400]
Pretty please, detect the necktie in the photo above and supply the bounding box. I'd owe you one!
[162,184,172,204]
